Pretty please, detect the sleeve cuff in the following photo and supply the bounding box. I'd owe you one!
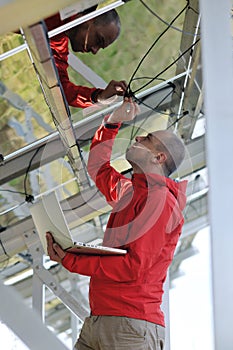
[104,122,119,129]
[103,115,121,129]
[91,88,103,103]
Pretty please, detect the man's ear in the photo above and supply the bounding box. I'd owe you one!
[154,152,167,164]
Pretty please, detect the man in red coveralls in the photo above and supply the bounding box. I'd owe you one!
[45,7,127,109]
[46,98,188,349]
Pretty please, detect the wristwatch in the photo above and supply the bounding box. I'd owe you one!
[91,88,103,103]
[104,122,119,129]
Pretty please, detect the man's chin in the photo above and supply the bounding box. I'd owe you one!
[70,44,80,52]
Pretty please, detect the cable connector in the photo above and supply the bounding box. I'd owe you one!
[25,194,34,203]
[124,88,137,102]
[0,154,4,166]
[167,81,176,90]
[124,87,134,98]
[0,225,7,233]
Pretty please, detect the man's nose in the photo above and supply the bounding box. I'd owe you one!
[91,46,100,54]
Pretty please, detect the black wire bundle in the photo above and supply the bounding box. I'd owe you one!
[124,1,200,111]
[122,0,200,140]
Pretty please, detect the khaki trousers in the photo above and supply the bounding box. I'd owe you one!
[74,315,165,350]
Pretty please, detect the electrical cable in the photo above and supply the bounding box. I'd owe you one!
[63,188,100,211]
[124,0,200,141]
[123,80,190,154]
[132,77,165,83]
[124,86,173,150]
[188,4,199,15]
[128,88,174,140]
[0,259,10,272]
[139,0,200,37]
[23,26,92,189]
[132,76,166,82]
[0,237,10,259]
[125,2,190,97]
[128,108,154,149]
[0,201,26,216]
[133,83,175,112]
[124,85,190,155]
[0,146,42,216]
[0,188,26,195]
[132,38,200,94]
[167,111,189,129]
[24,146,43,203]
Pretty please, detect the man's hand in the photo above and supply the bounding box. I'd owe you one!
[107,98,140,124]
[97,80,127,104]
[46,232,66,263]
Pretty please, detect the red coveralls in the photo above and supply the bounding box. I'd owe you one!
[62,121,187,326]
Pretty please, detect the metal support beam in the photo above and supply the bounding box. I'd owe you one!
[0,82,176,185]
[32,251,46,321]
[69,276,81,347]
[161,274,170,350]
[0,122,206,186]
[48,1,125,38]
[23,230,89,322]
[0,280,68,350]
[0,180,208,262]
[22,21,91,189]
[0,132,66,186]
[68,52,107,88]
[0,0,104,35]
[199,0,233,348]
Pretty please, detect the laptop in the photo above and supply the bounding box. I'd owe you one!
[30,191,127,256]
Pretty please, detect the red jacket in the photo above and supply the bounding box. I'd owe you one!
[45,13,96,108]
[62,122,188,326]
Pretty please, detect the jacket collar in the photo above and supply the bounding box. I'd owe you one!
[132,173,188,210]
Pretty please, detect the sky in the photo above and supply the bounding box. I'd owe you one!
[0,227,214,350]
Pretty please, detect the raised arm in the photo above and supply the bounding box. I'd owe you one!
[87,99,140,204]
[50,36,127,108]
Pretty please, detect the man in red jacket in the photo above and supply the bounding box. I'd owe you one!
[45,8,127,108]
[46,98,188,349]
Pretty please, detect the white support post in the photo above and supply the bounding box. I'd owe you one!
[69,276,79,347]
[68,53,107,88]
[32,253,46,321]
[199,0,233,349]
[24,231,89,322]
[161,273,170,350]
[0,280,68,350]
[23,231,46,320]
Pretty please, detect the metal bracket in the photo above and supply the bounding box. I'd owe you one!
[23,230,89,322]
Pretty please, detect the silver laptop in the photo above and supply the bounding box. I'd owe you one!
[30,191,127,256]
